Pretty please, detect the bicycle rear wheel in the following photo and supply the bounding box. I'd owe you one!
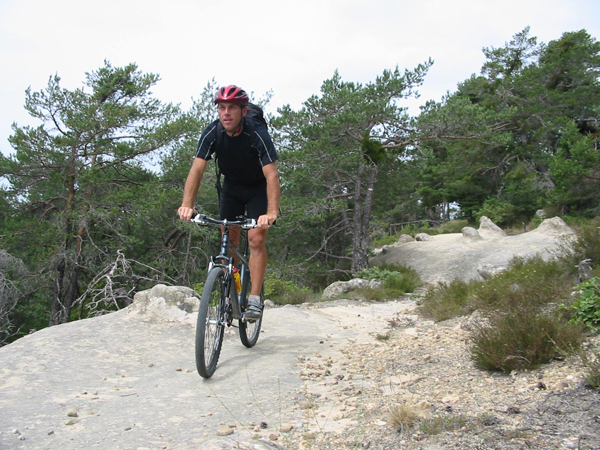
[196,267,227,378]
[239,284,264,348]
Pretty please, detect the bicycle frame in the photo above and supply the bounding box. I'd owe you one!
[191,214,256,322]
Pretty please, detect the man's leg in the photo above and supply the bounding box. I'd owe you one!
[247,227,268,296]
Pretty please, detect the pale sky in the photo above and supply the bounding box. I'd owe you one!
[1,0,599,156]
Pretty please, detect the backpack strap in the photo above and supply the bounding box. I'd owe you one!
[214,121,223,201]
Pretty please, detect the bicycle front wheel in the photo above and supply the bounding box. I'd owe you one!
[196,267,227,378]
[239,285,264,348]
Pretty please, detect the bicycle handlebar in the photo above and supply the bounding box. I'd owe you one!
[190,213,257,230]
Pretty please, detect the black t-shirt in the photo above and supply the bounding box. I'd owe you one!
[195,118,278,185]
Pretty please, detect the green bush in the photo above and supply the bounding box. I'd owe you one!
[355,264,422,295]
[372,233,401,248]
[475,198,517,227]
[470,305,585,372]
[565,277,600,332]
[419,255,574,322]
[419,254,588,373]
[436,219,470,234]
[569,220,600,270]
[264,276,314,305]
[420,280,476,322]
[470,256,574,312]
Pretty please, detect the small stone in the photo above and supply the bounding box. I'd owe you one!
[67,410,78,418]
[302,432,316,440]
[280,423,294,432]
[216,428,234,436]
[269,433,279,440]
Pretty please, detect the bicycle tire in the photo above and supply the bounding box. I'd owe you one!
[239,284,264,348]
[196,267,227,378]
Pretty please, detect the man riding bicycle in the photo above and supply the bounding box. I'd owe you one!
[178,85,280,321]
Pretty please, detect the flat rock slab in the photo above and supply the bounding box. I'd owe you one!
[0,299,413,449]
[370,219,576,284]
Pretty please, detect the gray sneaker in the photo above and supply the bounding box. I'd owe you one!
[244,294,263,322]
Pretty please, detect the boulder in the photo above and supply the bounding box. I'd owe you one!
[398,234,415,244]
[128,284,199,322]
[322,278,383,299]
[478,216,507,239]
[530,216,576,236]
[462,227,482,241]
[477,263,508,279]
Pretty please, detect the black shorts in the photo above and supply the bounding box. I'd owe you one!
[219,179,268,221]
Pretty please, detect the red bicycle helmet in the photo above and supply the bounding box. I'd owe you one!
[214,85,249,105]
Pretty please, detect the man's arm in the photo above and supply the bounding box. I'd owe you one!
[178,157,208,221]
[257,162,280,228]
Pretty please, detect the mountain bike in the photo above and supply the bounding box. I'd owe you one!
[190,213,265,378]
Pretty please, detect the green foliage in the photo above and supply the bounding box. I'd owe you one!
[416,28,600,223]
[470,256,574,312]
[437,220,470,234]
[567,219,600,269]
[420,280,476,322]
[272,61,432,273]
[420,254,588,372]
[371,233,400,248]
[0,60,190,330]
[565,277,600,332]
[470,305,584,372]
[355,264,422,296]
[264,275,314,305]
[475,198,517,227]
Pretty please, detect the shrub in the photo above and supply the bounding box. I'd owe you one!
[470,305,585,372]
[471,256,574,312]
[579,348,600,389]
[419,280,475,322]
[372,233,401,248]
[565,277,600,332]
[264,276,314,305]
[436,219,470,234]
[355,264,422,296]
[475,198,517,227]
[418,414,469,435]
[568,219,600,271]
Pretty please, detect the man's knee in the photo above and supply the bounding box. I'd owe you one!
[248,229,267,250]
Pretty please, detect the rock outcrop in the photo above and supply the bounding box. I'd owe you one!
[369,217,576,285]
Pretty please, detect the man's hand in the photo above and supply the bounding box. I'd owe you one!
[178,206,195,221]
[257,212,277,229]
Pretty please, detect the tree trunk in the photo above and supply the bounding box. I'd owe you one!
[49,148,82,326]
[351,163,377,273]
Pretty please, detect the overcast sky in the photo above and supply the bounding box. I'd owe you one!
[1,0,599,156]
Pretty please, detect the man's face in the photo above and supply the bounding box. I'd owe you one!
[217,102,247,134]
